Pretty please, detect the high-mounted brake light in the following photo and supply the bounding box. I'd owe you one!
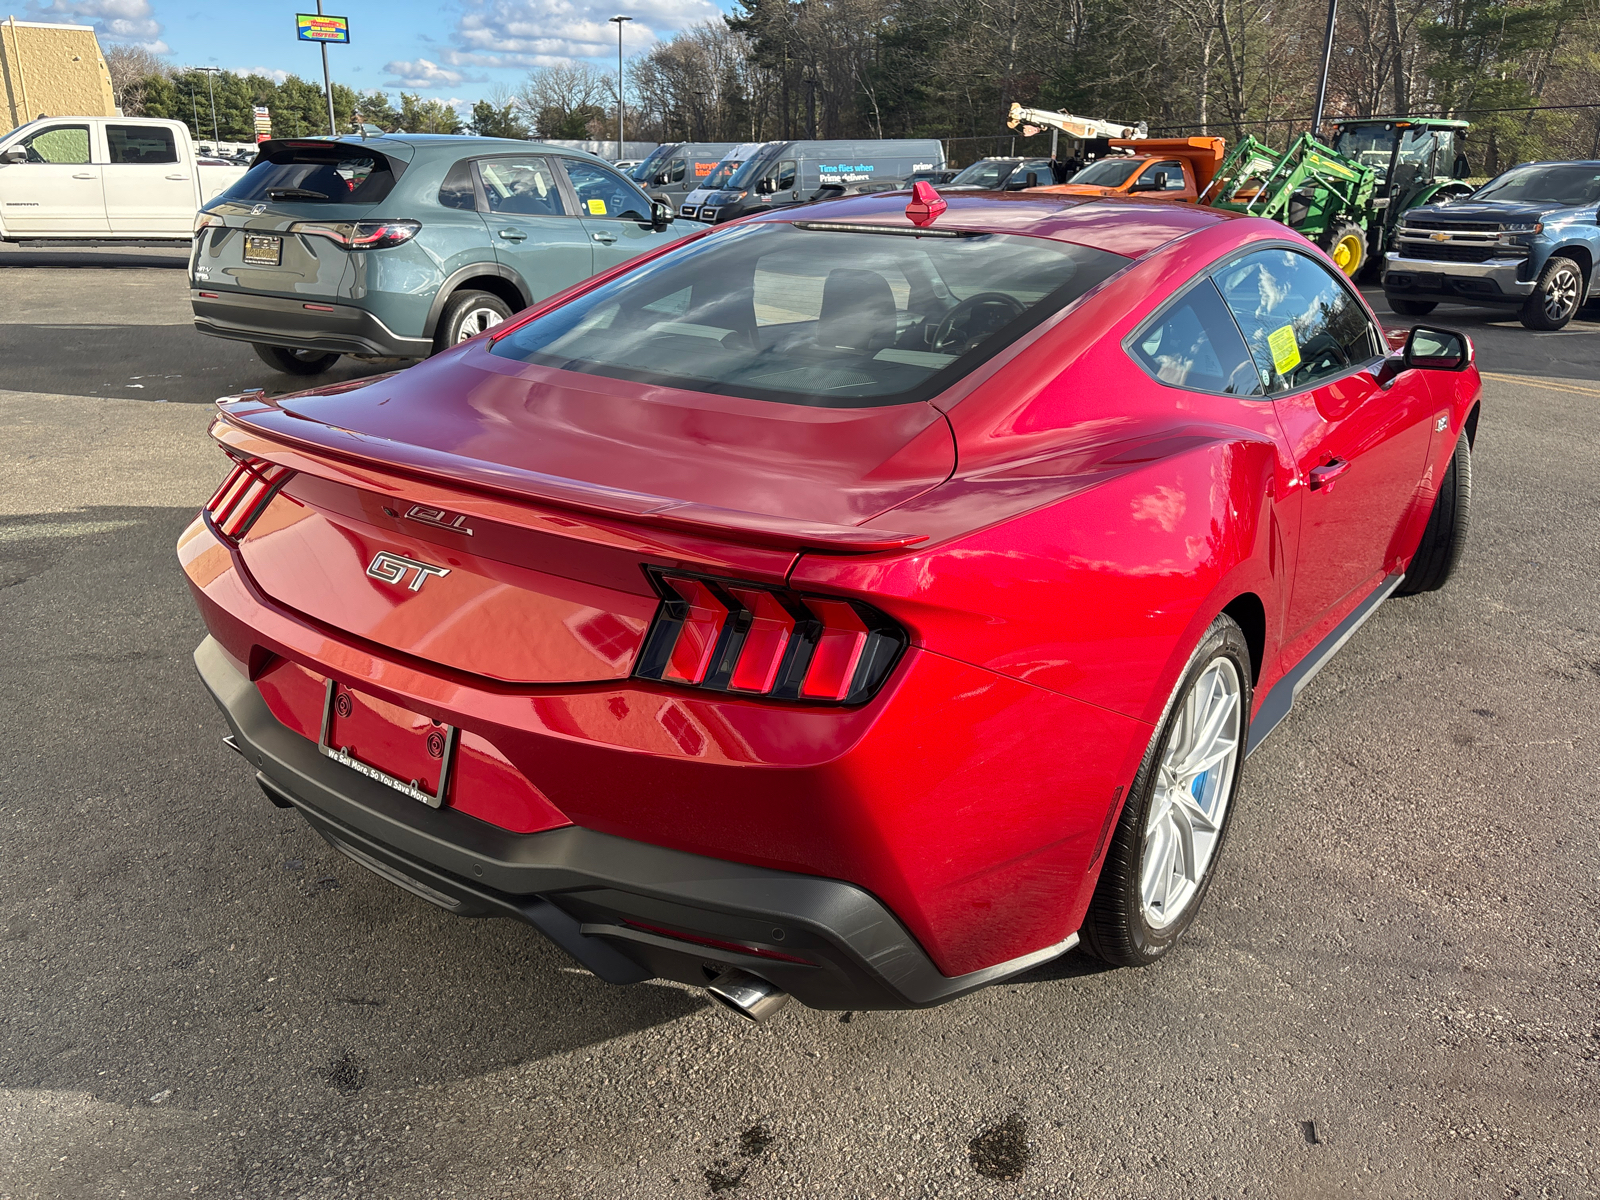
[633,569,907,706]
[204,454,294,541]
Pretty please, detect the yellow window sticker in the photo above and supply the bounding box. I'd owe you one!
[586,198,608,216]
[1267,324,1301,375]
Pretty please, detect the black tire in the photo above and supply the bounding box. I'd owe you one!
[435,289,513,352]
[252,344,340,375]
[1080,614,1254,967]
[1387,297,1437,317]
[1519,255,1584,330]
[1395,432,1472,596]
[1318,220,1368,279]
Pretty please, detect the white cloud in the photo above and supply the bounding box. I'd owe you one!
[22,0,168,53]
[382,57,485,89]
[442,0,723,70]
[231,66,290,84]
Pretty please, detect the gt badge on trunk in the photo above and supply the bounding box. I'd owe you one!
[366,551,450,592]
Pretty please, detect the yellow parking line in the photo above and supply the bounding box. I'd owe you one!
[1481,372,1600,399]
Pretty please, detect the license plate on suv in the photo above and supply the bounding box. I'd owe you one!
[243,234,282,266]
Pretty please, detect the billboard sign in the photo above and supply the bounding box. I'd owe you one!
[253,106,272,143]
[296,13,350,42]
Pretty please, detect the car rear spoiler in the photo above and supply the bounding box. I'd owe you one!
[210,404,929,555]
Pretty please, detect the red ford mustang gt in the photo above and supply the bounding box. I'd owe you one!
[180,189,1480,1019]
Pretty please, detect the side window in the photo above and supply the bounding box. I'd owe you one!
[775,160,797,191]
[15,124,90,164]
[438,159,479,211]
[1138,160,1186,191]
[107,124,178,165]
[668,158,687,184]
[561,159,648,221]
[1131,279,1263,396]
[1213,247,1381,393]
[477,157,565,217]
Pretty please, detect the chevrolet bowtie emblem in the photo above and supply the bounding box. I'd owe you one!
[1429,232,1450,241]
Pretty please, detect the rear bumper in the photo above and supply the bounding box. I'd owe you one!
[196,635,1076,1010]
[191,290,433,358]
[1382,252,1536,304]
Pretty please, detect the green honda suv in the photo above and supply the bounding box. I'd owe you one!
[191,134,683,375]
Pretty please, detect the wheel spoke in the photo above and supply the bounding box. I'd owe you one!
[1138,652,1243,930]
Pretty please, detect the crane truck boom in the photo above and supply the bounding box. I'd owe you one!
[1006,103,1148,141]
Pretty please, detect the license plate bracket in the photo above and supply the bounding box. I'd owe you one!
[316,678,459,808]
[243,234,282,266]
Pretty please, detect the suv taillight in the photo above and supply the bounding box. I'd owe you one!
[288,218,421,250]
[632,569,907,705]
[204,455,294,541]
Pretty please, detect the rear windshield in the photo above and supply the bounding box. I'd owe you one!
[221,145,398,205]
[489,221,1127,408]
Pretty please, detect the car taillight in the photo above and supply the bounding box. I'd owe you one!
[632,569,907,706]
[194,211,224,235]
[204,455,294,541]
[288,218,421,250]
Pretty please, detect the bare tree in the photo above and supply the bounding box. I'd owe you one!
[104,44,167,115]
[517,63,614,137]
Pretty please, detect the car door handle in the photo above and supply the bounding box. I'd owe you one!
[591,231,617,245]
[497,228,526,242]
[1308,458,1352,491]
[165,173,191,181]
[72,172,96,180]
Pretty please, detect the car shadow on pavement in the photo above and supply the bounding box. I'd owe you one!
[0,245,193,269]
[0,505,706,1116]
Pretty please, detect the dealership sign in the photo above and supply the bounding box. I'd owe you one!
[296,13,350,42]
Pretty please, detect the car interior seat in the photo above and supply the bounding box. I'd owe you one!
[816,269,897,353]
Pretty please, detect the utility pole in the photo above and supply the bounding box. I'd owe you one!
[197,66,221,144]
[609,15,631,160]
[1312,0,1338,137]
[318,0,337,135]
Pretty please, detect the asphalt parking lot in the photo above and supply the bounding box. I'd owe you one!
[2,243,1598,1199]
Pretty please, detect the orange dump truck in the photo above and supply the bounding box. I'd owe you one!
[1027,137,1227,202]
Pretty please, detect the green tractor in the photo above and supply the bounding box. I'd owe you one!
[1202,117,1474,278]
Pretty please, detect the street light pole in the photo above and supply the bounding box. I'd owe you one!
[609,15,631,161]
[1311,0,1338,138]
[197,66,220,145]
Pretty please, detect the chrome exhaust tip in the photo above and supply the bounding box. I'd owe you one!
[704,968,790,1022]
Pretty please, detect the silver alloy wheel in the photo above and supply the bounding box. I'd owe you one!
[454,307,505,343]
[1140,657,1243,929]
[1544,266,1580,322]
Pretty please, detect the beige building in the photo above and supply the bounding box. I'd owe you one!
[1,19,117,135]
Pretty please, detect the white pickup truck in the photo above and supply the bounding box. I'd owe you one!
[0,116,248,242]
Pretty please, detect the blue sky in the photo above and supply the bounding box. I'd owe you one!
[21,0,733,111]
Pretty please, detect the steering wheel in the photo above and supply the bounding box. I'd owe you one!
[932,292,1027,353]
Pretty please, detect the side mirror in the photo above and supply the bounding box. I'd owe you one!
[1405,325,1471,371]
[1,146,26,164]
[1452,155,1470,180]
[1152,171,1169,190]
[652,171,669,186]
[756,177,774,195]
[1374,325,1473,388]
[1024,171,1039,188]
[650,198,674,232]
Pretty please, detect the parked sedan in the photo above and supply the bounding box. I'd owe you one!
[180,190,1480,1019]
[190,135,683,375]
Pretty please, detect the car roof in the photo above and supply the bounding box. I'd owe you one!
[744,189,1239,258]
[314,134,618,162]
